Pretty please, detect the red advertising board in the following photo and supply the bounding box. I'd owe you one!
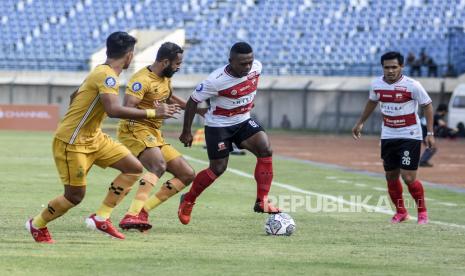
[0,104,59,131]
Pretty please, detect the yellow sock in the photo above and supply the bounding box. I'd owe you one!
[100,173,141,214]
[144,178,187,211]
[144,196,162,211]
[32,214,47,228]
[96,203,113,219]
[32,195,75,228]
[126,172,158,215]
[128,199,146,215]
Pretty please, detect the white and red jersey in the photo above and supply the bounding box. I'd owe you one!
[191,60,262,127]
[369,75,432,140]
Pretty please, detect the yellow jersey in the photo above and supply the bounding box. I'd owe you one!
[55,64,119,145]
[121,66,172,129]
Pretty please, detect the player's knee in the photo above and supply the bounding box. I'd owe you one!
[64,190,85,205]
[180,167,196,185]
[147,159,167,177]
[210,163,227,176]
[402,175,416,185]
[127,161,144,175]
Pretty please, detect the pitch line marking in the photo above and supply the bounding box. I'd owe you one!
[184,155,465,230]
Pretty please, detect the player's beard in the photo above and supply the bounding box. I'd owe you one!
[162,66,177,78]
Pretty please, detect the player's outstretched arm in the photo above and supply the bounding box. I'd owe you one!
[179,97,198,147]
[169,94,208,117]
[100,93,155,119]
[422,102,436,148]
[352,100,378,140]
[123,94,180,119]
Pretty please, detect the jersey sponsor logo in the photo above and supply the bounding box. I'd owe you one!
[380,103,403,115]
[132,82,142,92]
[104,76,116,88]
[218,77,259,99]
[375,90,412,103]
[395,86,407,91]
[383,113,417,128]
[213,102,254,117]
[195,83,204,92]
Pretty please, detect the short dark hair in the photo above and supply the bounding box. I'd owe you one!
[106,31,137,59]
[156,42,183,62]
[230,42,253,57]
[380,51,404,66]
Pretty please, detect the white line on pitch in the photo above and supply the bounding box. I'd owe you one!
[185,155,465,230]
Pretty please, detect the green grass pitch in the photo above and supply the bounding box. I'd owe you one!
[1,130,465,275]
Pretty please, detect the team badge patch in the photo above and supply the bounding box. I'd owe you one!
[195,83,204,92]
[217,142,226,151]
[132,82,142,92]
[146,135,156,143]
[104,76,116,88]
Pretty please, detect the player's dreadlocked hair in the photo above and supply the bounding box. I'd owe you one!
[106,31,137,59]
[230,42,253,57]
[380,51,404,66]
[156,42,184,62]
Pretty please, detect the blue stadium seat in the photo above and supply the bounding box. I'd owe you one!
[1,0,464,75]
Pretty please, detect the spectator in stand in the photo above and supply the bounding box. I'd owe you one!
[426,57,438,77]
[407,52,421,77]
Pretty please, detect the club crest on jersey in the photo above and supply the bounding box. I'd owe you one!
[104,76,116,88]
[217,142,226,151]
[132,82,142,92]
[195,83,204,92]
[231,90,238,95]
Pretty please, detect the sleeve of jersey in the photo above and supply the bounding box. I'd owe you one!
[125,77,147,100]
[96,71,119,95]
[368,86,378,101]
[414,81,432,105]
[191,79,217,103]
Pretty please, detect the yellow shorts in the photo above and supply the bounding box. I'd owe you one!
[53,133,130,186]
[117,121,181,163]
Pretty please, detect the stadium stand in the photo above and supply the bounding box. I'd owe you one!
[1,0,465,76]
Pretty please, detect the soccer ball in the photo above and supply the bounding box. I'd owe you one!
[265,213,296,236]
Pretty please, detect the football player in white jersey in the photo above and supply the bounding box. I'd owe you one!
[352,51,435,225]
[177,42,280,225]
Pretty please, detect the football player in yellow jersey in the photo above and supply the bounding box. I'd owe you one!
[117,42,206,231]
[25,32,180,243]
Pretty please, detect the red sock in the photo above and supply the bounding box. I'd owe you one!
[255,157,273,202]
[184,168,217,203]
[387,178,407,214]
[408,179,427,213]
